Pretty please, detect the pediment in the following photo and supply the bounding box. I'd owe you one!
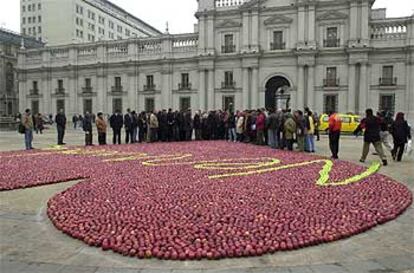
[264,15,293,25]
[317,10,348,21]
[216,20,242,28]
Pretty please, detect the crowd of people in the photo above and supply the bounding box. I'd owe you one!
[19,105,412,163]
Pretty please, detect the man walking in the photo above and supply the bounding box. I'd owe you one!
[354,109,388,166]
[55,109,67,145]
[328,111,342,159]
[110,110,123,145]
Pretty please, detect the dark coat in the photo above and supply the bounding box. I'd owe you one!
[391,120,411,145]
[55,113,67,128]
[83,116,93,132]
[124,113,132,129]
[193,114,201,129]
[110,114,123,130]
[356,116,381,143]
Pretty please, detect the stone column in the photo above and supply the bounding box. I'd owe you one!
[252,67,259,109]
[97,68,106,114]
[242,12,250,51]
[361,1,369,41]
[358,63,368,114]
[307,65,315,110]
[161,70,171,109]
[407,62,414,124]
[207,69,215,110]
[207,16,215,54]
[251,11,259,51]
[198,69,206,111]
[297,66,305,110]
[308,5,316,42]
[242,68,249,109]
[128,72,137,110]
[297,6,306,43]
[348,64,356,113]
[349,1,358,40]
[198,16,206,54]
[68,72,77,116]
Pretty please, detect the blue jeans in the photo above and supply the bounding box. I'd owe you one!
[306,134,315,152]
[268,129,278,149]
[228,128,236,141]
[25,129,33,150]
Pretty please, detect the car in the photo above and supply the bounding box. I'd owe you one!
[319,113,361,134]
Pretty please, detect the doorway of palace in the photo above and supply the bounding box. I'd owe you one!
[265,76,291,110]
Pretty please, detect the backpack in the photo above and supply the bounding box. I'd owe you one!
[18,123,26,134]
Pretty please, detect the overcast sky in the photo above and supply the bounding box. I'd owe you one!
[0,0,413,34]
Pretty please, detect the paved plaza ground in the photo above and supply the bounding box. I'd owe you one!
[0,127,413,273]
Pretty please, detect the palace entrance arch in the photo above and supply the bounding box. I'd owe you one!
[265,76,291,110]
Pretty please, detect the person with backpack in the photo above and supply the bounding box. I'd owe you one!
[21,109,34,150]
[266,109,279,149]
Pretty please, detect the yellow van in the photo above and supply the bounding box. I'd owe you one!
[319,113,361,133]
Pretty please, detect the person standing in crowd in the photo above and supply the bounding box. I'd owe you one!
[226,110,236,142]
[328,111,342,159]
[22,109,34,150]
[149,111,159,142]
[295,110,306,152]
[124,108,133,144]
[35,113,44,134]
[284,112,296,151]
[236,111,245,142]
[83,112,93,146]
[267,109,279,149]
[255,109,266,145]
[109,110,123,145]
[138,112,147,143]
[354,109,388,166]
[391,112,411,162]
[131,111,139,143]
[313,111,320,141]
[194,111,202,141]
[72,114,78,129]
[167,109,175,141]
[55,109,67,145]
[306,110,316,153]
[96,112,107,145]
[184,110,193,141]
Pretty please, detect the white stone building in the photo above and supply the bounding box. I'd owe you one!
[20,0,161,45]
[17,0,414,124]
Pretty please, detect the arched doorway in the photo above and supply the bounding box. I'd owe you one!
[265,76,291,110]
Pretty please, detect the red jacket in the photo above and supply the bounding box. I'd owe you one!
[256,113,266,131]
[328,113,342,132]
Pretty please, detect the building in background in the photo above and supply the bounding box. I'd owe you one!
[20,0,161,45]
[0,28,43,117]
[17,0,414,124]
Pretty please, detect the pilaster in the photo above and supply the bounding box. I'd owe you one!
[242,68,249,109]
[348,64,356,113]
[251,67,259,109]
[207,69,215,110]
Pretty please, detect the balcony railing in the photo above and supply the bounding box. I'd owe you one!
[111,86,123,92]
[178,83,192,90]
[55,88,65,94]
[144,84,156,91]
[221,81,236,89]
[29,89,39,95]
[270,42,286,50]
[221,45,236,54]
[82,87,93,93]
[379,77,397,86]
[323,39,340,48]
[323,78,340,87]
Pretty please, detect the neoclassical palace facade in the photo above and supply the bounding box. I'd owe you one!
[17,0,414,123]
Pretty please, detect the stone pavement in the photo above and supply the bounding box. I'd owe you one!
[0,128,413,273]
